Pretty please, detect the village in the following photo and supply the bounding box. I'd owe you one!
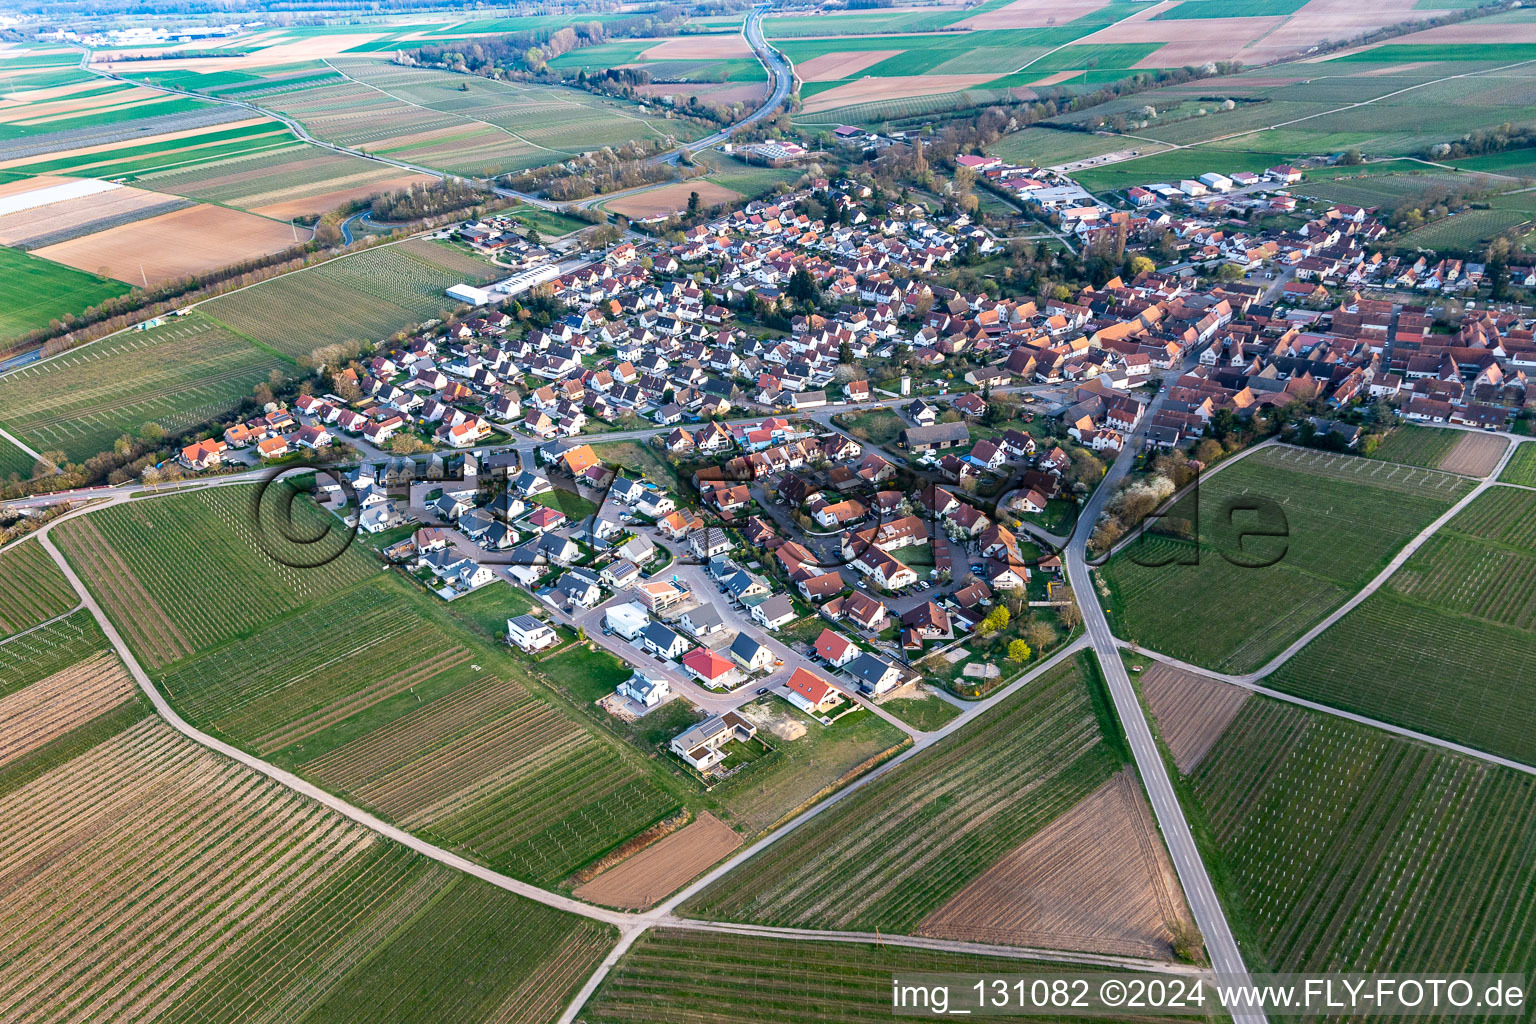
[154,161,1536,783]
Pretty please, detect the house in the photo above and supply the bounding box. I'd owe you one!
[845,651,902,695]
[784,667,842,715]
[798,572,844,602]
[507,614,559,652]
[556,567,603,608]
[690,528,733,560]
[670,711,757,771]
[813,628,859,668]
[600,558,642,590]
[682,646,737,687]
[537,533,580,565]
[526,505,567,534]
[838,590,889,631]
[730,631,776,672]
[616,533,656,566]
[751,593,797,631]
[617,670,670,708]
[604,601,651,640]
[256,436,289,460]
[178,438,226,471]
[641,620,691,660]
[680,603,728,637]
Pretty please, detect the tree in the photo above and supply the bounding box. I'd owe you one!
[1057,587,1082,630]
[1007,639,1031,663]
[1128,255,1155,276]
[977,605,1011,638]
[1024,620,1055,651]
[687,190,701,215]
[1215,263,1246,284]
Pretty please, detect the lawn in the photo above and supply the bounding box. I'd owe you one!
[0,245,131,347]
[0,312,287,463]
[834,407,906,448]
[582,928,1220,1024]
[879,689,962,731]
[683,656,1121,932]
[1099,445,1469,673]
[509,205,590,238]
[709,698,909,837]
[1501,442,1536,485]
[1192,696,1536,980]
[694,150,802,197]
[533,487,600,521]
[1266,488,1536,764]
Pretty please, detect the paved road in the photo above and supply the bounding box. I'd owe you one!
[1059,362,1266,1023]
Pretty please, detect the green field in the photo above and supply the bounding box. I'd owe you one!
[1399,207,1532,252]
[583,928,1219,1024]
[0,245,131,346]
[0,705,613,1024]
[1267,488,1536,764]
[989,126,1171,169]
[1192,697,1536,979]
[0,313,286,463]
[51,482,693,885]
[1366,423,1461,468]
[695,150,802,197]
[53,484,379,667]
[1100,445,1469,673]
[1501,442,1536,485]
[509,205,591,238]
[201,237,499,359]
[682,656,1121,932]
[0,434,34,480]
[834,407,905,448]
[0,539,76,638]
[0,609,107,697]
[298,874,614,1024]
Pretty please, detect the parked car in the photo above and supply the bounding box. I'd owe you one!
[756,687,770,695]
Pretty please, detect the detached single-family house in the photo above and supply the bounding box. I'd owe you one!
[617,670,670,708]
[507,614,559,652]
[670,711,757,771]
[751,593,797,631]
[845,651,901,695]
[642,621,691,661]
[682,646,737,687]
[813,628,859,668]
[785,667,842,715]
[730,632,775,673]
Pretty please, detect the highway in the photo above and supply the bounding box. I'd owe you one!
[1063,378,1266,1024]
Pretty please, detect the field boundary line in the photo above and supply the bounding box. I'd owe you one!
[657,918,1211,974]
[0,603,86,648]
[1117,641,1536,778]
[554,636,1093,1024]
[1008,1,1175,75]
[29,500,642,933]
[1230,437,1518,683]
[319,58,578,156]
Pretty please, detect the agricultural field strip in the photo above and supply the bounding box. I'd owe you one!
[318,59,573,155]
[73,62,478,196]
[553,638,1097,1020]
[17,496,1155,1024]
[28,512,636,929]
[656,918,1207,974]
[1129,636,1536,777]
[1067,53,1536,178]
